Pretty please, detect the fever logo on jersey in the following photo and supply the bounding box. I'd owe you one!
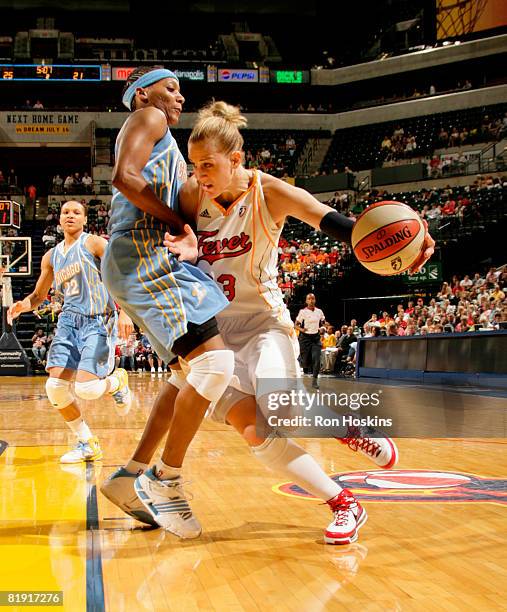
[197,229,252,264]
[273,470,507,505]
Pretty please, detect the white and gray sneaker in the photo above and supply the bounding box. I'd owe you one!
[100,467,158,527]
[134,468,202,539]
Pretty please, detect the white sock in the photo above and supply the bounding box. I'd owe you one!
[126,459,149,475]
[107,374,120,393]
[66,416,93,442]
[252,436,342,502]
[154,460,181,480]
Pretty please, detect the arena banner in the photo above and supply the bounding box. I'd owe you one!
[404,262,442,283]
[218,68,258,82]
[111,66,206,81]
[0,112,89,144]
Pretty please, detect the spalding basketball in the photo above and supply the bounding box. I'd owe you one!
[351,201,425,276]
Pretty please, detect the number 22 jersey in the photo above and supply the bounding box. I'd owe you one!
[51,232,115,316]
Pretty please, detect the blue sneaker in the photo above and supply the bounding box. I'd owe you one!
[134,468,202,538]
[100,467,158,527]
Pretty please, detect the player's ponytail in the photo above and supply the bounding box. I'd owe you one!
[189,101,247,153]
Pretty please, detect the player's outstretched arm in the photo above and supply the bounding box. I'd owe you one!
[7,250,54,324]
[262,175,434,274]
[112,107,185,232]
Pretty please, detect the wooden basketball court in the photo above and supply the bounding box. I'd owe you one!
[1,374,506,611]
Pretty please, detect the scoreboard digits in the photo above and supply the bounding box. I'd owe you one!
[0,201,21,228]
[0,64,102,81]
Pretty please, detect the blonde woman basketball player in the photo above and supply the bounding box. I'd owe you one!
[8,200,133,464]
[102,102,434,544]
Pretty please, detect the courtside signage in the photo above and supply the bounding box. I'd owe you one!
[218,69,258,82]
[112,67,205,81]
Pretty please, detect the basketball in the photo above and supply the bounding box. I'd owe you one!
[351,201,425,275]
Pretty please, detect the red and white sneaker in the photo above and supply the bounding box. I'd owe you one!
[337,425,398,469]
[325,488,367,545]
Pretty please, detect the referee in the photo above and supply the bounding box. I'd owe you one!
[295,293,325,389]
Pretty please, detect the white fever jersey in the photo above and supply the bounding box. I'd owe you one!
[50,232,115,316]
[196,170,285,318]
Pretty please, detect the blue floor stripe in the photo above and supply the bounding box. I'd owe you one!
[86,463,105,612]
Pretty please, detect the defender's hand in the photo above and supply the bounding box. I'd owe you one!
[164,225,198,264]
[117,310,134,340]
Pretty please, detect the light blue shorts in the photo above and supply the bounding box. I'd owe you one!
[46,310,117,378]
[102,230,228,363]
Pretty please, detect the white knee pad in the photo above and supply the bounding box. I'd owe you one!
[208,386,250,423]
[251,435,290,469]
[46,377,74,410]
[186,349,235,402]
[74,378,107,401]
[168,368,187,391]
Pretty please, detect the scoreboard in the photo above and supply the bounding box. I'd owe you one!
[0,64,310,85]
[0,201,21,228]
[0,64,102,81]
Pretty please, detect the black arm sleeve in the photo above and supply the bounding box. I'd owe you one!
[319,211,354,245]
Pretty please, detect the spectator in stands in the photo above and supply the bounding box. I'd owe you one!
[449,127,460,147]
[7,169,17,189]
[393,125,404,139]
[120,332,137,371]
[31,328,47,364]
[438,127,449,145]
[26,184,36,205]
[42,227,57,249]
[33,100,44,109]
[321,325,338,373]
[82,172,93,193]
[52,174,63,194]
[429,84,436,96]
[286,134,296,156]
[460,274,473,290]
[336,326,357,363]
[381,135,391,152]
[64,174,74,194]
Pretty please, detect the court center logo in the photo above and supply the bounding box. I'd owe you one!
[273,470,507,505]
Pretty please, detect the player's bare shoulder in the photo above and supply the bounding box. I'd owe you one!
[84,234,108,258]
[259,172,295,222]
[118,106,167,141]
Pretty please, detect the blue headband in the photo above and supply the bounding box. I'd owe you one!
[122,68,179,110]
